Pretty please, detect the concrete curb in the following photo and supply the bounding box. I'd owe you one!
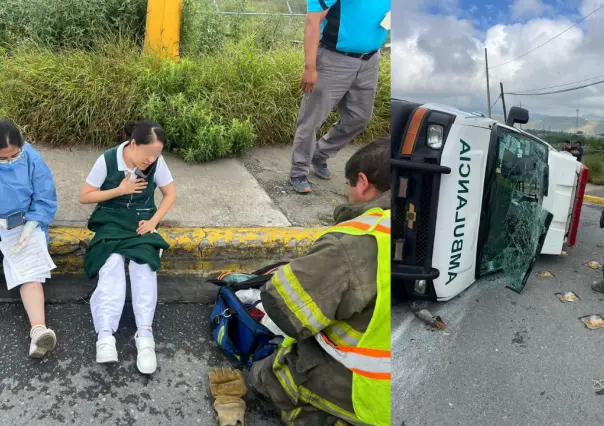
[48,226,322,275]
[0,226,323,303]
[584,195,604,206]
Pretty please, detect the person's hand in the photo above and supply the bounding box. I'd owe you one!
[118,172,147,196]
[137,219,158,235]
[10,221,38,253]
[301,67,318,93]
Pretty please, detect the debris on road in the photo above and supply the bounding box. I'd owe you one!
[585,261,602,270]
[580,314,604,330]
[555,292,579,303]
[559,251,568,257]
[408,302,446,329]
[415,309,446,329]
[538,271,553,279]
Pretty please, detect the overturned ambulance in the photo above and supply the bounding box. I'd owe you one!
[391,99,588,301]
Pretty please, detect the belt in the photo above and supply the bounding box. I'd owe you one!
[320,43,378,60]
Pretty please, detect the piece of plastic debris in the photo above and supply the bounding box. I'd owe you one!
[555,291,579,303]
[559,251,568,257]
[538,271,553,279]
[415,309,446,329]
[585,261,602,270]
[580,314,604,330]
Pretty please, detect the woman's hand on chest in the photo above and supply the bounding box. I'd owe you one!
[118,172,148,196]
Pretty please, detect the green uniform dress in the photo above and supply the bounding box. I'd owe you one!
[84,146,170,279]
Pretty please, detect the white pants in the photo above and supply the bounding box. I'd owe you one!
[90,253,157,334]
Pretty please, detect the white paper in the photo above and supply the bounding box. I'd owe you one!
[380,11,391,30]
[0,228,55,289]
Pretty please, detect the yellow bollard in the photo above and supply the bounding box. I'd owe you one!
[144,0,183,60]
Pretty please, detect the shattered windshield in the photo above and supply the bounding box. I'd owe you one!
[478,126,552,292]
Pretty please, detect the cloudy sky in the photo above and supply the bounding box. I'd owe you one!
[392,0,604,117]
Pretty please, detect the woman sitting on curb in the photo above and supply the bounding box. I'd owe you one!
[79,120,176,375]
[0,120,58,358]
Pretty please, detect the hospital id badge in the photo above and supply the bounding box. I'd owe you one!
[7,211,24,230]
[380,11,391,30]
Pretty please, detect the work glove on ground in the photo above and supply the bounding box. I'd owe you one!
[209,367,247,398]
[0,219,6,229]
[11,221,38,253]
[209,368,247,426]
[213,396,246,426]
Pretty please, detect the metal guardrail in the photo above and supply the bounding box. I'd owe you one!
[212,0,305,29]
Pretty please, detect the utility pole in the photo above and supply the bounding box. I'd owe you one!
[500,82,507,123]
[576,108,579,133]
[485,48,491,118]
[519,101,522,129]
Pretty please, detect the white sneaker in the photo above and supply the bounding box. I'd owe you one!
[135,332,157,374]
[29,326,57,358]
[96,335,118,363]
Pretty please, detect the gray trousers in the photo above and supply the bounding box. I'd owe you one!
[290,47,381,179]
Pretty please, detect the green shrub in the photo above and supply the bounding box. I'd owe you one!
[142,92,255,162]
[0,0,147,49]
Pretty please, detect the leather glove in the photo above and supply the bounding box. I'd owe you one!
[209,368,247,399]
[11,220,38,253]
[213,396,246,426]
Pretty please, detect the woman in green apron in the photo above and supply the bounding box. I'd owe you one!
[79,120,176,374]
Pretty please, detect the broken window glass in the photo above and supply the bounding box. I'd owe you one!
[479,126,552,292]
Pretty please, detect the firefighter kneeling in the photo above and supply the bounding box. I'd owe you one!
[248,139,391,426]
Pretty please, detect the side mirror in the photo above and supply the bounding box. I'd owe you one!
[506,106,529,127]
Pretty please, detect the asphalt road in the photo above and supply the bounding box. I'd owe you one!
[0,302,280,426]
[393,203,604,426]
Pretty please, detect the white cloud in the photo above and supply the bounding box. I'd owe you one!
[391,0,604,117]
[510,0,553,19]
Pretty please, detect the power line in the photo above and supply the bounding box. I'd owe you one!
[507,77,604,96]
[491,94,501,109]
[470,71,486,95]
[509,72,604,93]
[489,3,604,70]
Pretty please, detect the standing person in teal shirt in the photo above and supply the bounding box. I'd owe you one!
[290,0,390,193]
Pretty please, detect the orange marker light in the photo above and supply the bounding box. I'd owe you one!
[401,107,429,155]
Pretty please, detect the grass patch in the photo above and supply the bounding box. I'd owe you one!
[584,154,604,185]
[0,38,390,162]
[0,0,147,49]
[181,0,305,57]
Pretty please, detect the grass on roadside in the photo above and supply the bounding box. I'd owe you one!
[0,0,147,49]
[584,154,604,184]
[0,38,390,163]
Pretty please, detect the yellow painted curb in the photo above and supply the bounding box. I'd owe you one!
[584,195,604,206]
[48,227,324,275]
[49,227,322,253]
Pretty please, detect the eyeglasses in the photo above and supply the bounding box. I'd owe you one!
[0,149,23,164]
